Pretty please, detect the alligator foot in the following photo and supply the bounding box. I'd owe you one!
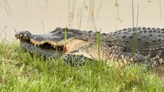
[108,52,152,69]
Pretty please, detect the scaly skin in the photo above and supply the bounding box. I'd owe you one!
[15,27,164,67]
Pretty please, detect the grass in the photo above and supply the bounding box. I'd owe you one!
[0,39,164,91]
[1,0,164,91]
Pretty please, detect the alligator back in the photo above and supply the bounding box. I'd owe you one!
[105,27,164,65]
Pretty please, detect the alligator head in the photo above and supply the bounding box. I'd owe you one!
[15,27,93,55]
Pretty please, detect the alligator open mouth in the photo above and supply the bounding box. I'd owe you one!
[15,34,72,53]
[15,29,86,54]
[30,39,71,53]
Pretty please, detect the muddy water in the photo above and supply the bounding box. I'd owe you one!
[1,0,164,77]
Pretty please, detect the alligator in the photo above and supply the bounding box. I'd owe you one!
[15,27,164,67]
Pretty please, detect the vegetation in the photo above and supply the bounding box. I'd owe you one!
[1,0,164,91]
[0,39,164,92]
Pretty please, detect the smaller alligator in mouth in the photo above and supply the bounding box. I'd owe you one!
[15,27,164,67]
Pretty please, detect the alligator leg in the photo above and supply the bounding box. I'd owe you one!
[107,46,151,67]
[20,41,94,66]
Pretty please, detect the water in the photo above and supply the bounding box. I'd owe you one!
[1,0,164,40]
[0,0,164,77]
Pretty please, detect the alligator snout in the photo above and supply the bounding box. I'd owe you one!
[15,31,32,40]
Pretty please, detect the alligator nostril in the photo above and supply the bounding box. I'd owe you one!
[25,31,31,35]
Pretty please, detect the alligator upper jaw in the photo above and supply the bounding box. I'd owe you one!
[15,33,69,53]
[15,31,86,54]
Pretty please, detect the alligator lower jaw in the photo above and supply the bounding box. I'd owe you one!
[19,38,87,54]
[20,40,70,53]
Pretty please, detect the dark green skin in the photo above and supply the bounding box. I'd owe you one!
[15,27,164,67]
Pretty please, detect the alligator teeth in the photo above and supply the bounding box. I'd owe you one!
[24,34,27,37]
[23,36,26,39]
[20,34,22,37]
